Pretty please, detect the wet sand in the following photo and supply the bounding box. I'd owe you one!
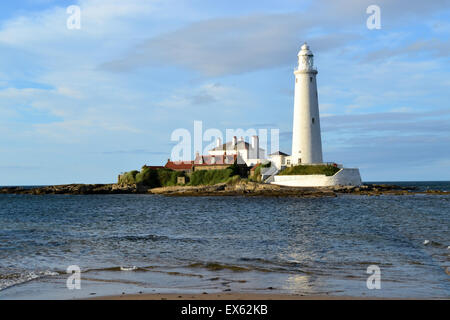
[89,292,404,300]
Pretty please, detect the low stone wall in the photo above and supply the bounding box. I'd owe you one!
[271,168,362,187]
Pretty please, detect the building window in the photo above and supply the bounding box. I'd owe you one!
[310,77,312,82]
[296,78,298,83]
[287,159,291,165]
[312,117,315,124]
[298,158,302,164]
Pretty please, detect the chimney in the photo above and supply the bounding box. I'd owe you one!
[195,152,200,164]
[216,137,222,148]
[251,136,259,159]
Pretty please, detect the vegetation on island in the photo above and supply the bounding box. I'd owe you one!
[189,168,235,186]
[119,162,246,187]
[184,162,246,186]
[248,161,270,182]
[118,170,139,185]
[249,166,262,182]
[278,164,340,176]
[119,167,185,188]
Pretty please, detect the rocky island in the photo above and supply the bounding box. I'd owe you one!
[1,181,449,197]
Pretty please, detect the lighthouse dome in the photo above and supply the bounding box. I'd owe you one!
[297,42,315,71]
[298,42,313,56]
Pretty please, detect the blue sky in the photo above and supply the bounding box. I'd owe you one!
[0,0,449,185]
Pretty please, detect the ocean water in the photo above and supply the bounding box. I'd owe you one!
[0,181,449,299]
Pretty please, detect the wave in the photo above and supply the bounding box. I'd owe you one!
[81,265,154,273]
[107,234,206,243]
[422,239,446,248]
[120,266,138,271]
[186,261,275,273]
[109,234,169,242]
[0,270,59,291]
[238,257,316,274]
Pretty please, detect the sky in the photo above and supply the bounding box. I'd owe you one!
[0,0,449,185]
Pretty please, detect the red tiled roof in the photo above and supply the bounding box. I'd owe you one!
[164,160,194,170]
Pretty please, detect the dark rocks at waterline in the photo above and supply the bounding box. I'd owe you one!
[0,184,145,195]
[148,182,421,197]
[331,184,417,194]
[0,182,447,197]
[149,182,337,197]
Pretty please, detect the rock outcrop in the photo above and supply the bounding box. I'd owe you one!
[150,182,337,197]
[0,184,143,195]
[1,182,447,197]
[148,182,420,197]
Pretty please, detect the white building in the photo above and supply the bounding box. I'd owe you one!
[271,43,362,187]
[268,151,289,170]
[208,136,266,167]
[291,43,323,165]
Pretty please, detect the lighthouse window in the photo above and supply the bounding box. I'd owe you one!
[312,117,315,124]
[296,78,298,83]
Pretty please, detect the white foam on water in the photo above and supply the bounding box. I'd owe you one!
[120,266,137,271]
[0,270,59,291]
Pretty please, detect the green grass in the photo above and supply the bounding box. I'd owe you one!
[225,175,242,185]
[135,168,160,187]
[119,164,244,188]
[119,168,185,187]
[189,168,235,186]
[155,168,185,187]
[118,170,139,185]
[279,164,340,176]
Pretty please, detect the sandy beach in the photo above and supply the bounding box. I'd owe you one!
[89,292,410,300]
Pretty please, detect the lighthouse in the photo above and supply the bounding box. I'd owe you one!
[272,43,362,187]
[291,43,323,164]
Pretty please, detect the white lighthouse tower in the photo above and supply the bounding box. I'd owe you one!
[271,43,362,187]
[291,43,323,165]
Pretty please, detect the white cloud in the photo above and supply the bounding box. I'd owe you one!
[157,82,249,108]
[0,0,160,48]
[101,13,362,76]
[99,0,449,77]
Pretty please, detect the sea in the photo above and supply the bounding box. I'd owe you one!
[0,181,448,299]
